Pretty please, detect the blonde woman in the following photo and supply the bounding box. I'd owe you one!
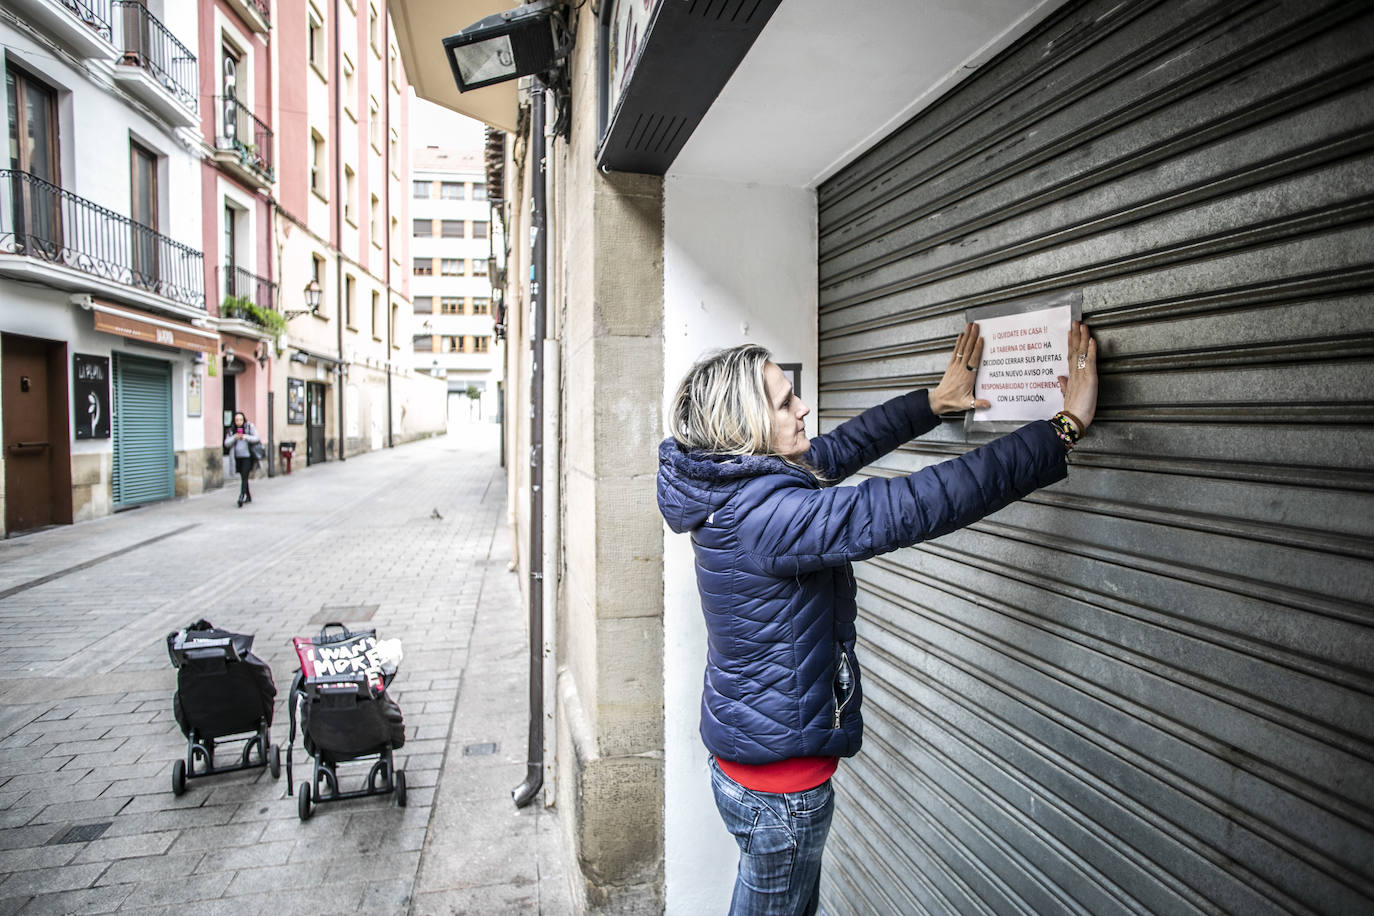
[657,323,1098,916]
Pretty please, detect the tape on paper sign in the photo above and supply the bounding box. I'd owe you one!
[965,290,1082,435]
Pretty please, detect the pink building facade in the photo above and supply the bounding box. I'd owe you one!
[197,0,277,485]
[270,0,435,466]
[198,0,437,479]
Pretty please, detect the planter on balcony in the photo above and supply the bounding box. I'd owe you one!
[213,96,275,188]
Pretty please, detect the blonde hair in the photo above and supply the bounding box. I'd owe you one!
[670,344,776,455]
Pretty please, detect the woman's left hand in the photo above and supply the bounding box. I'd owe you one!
[929,322,992,415]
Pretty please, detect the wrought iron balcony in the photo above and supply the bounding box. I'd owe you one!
[113,1,197,115]
[215,96,274,184]
[8,0,117,60]
[59,0,114,40]
[222,263,277,314]
[0,170,205,309]
[243,0,270,25]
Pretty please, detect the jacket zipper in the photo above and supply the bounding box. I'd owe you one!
[832,649,853,729]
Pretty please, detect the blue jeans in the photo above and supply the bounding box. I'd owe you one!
[710,757,836,916]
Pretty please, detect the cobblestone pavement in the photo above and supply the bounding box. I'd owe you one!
[0,425,571,915]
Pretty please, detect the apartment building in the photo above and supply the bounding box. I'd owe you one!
[197,0,277,487]
[408,146,501,422]
[0,0,208,535]
[272,0,442,466]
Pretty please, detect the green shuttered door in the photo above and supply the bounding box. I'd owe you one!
[112,353,173,507]
[816,0,1374,913]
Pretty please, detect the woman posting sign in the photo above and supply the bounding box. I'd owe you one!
[658,322,1098,915]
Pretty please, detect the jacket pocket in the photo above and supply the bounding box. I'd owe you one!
[832,649,854,728]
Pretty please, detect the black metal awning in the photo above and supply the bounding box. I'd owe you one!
[596,0,783,175]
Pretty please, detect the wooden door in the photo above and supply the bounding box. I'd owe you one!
[2,335,71,534]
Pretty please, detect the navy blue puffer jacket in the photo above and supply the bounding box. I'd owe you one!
[657,389,1068,765]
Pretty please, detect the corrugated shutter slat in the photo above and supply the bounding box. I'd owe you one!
[816,0,1374,912]
[112,354,173,507]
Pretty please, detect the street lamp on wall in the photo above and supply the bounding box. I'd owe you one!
[283,279,323,321]
[442,1,573,135]
[442,1,567,91]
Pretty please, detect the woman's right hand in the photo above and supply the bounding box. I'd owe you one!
[1057,321,1099,429]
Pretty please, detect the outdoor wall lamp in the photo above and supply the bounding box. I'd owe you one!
[283,279,323,321]
[442,0,569,93]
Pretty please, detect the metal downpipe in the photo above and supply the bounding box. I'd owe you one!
[512,86,547,809]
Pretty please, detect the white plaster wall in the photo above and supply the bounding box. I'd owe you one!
[1,22,203,263]
[661,176,818,916]
[0,282,201,455]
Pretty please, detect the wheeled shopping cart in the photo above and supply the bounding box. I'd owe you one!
[166,620,280,795]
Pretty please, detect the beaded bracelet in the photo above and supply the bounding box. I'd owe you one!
[1048,411,1082,452]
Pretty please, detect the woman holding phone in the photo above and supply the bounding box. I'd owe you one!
[657,322,1098,916]
[224,410,260,508]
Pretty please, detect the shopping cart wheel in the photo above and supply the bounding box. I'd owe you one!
[268,745,281,780]
[395,770,407,808]
[297,782,312,821]
[171,759,187,796]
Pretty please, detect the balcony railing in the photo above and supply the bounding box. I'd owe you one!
[222,263,276,313]
[0,169,205,309]
[113,1,197,113]
[245,0,270,24]
[216,95,274,182]
[59,0,114,41]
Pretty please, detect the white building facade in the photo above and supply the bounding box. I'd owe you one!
[408,147,501,423]
[1,0,209,535]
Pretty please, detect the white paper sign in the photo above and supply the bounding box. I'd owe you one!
[972,304,1072,422]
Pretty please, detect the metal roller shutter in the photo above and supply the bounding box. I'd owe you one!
[816,0,1374,913]
[112,353,174,507]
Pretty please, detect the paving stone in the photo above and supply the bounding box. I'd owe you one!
[69,831,177,864]
[95,805,234,837]
[93,851,205,886]
[357,877,413,915]
[9,883,133,915]
[166,820,265,851]
[0,843,78,873]
[108,871,232,910]
[0,823,65,850]
[0,862,108,897]
[27,797,132,827]
[408,883,540,915]
[189,839,294,874]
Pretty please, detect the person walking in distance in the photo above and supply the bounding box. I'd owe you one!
[657,322,1099,916]
[225,411,260,508]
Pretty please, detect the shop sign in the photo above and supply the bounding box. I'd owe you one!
[73,354,110,440]
[287,377,305,425]
[91,302,217,354]
[187,371,203,418]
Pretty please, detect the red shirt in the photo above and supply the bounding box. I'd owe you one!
[716,756,838,794]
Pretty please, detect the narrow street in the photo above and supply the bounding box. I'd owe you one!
[0,426,570,915]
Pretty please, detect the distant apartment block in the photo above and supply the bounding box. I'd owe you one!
[409,146,501,422]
